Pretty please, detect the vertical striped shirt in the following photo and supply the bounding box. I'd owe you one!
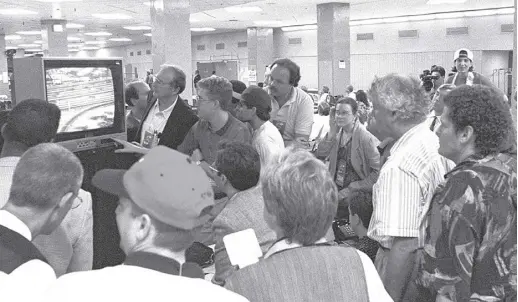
[367,122,454,249]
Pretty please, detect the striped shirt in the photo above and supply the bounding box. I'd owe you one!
[367,122,454,249]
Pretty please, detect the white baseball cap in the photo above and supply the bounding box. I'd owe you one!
[454,48,473,61]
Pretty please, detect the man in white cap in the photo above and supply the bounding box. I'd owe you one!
[445,48,493,86]
[43,146,249,302]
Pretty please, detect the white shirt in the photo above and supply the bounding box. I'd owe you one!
[270,87,314,141]
[264,238,393,302]
[367,122,454,249]
[0,211,56,302]
[140,96,178,146]
[252,121,284,167]
[43,265,249,302]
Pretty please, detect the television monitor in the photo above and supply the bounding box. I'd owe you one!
[12,57,126,152]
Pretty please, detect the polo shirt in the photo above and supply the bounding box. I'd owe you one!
[270,86,314,141]
[178,113,251,164]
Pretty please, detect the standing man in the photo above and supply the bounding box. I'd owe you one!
[268,59,314,145]
[235,86,284,167]
[445,48,493,86]
[367,74,454,301]
[134,65,198,150]
[124,81,151,141]
[428,84,455,133]
[418,85,516,301]
[193,70,201,87]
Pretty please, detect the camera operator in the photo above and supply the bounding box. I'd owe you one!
[445,48,492,86]
[419,65,445,97]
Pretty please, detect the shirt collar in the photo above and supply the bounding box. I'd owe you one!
[0,156,20,167]
[264,237,328,259]
[211,113,234,136]
[124,251,183,275]
[0,210,32,241]
[273,87,296,108]
[154,95,178,114]
[389,122,432,155]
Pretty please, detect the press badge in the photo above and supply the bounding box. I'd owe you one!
[142,130,159,149]
[335,158,347,188]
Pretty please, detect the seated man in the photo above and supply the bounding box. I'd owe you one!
[0,99,93,276]
[0,143,84,300]
[210,141,277,286]
[44,147,249,302]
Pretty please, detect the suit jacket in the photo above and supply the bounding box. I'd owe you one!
[134,95,198,150]
[317,121,380,191]
[211,186,277,286]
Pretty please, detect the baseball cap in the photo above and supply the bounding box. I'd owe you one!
[240,85,272,113]
[454,48,473,61]
[230,80,247,104]
[92,146,214,230]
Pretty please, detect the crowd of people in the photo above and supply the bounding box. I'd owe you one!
[0,48,516,302]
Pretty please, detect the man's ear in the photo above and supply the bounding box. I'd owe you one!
[251,107,257,116]
[136,214,152,241]
[1,123,8,140]
[459,125,475,144]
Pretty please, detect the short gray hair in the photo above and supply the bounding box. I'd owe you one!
[261,148,338,245]
[369,73,432,122]
[9,143,84,210]
[161,64,186,94]
[196,76,233,111]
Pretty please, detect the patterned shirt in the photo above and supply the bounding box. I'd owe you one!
[350,236,380,263]
[418,153,517,302]
[367,122,454,249]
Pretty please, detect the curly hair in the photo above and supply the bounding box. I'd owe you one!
[196,76,233,110]
[270,58,301,87]
[368,73,432,123]
[443,85,513,156]
[214,141,260,191]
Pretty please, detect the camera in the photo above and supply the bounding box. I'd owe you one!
[419,69,440,92]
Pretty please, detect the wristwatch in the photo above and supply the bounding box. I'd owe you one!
[195,160,204,166]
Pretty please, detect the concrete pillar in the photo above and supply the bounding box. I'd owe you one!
[247,27,274,85]
[512,0,517,123]
[41,19,68,57]
[317,2,350,96]
[0,35,10,99]
[150,0,192,98]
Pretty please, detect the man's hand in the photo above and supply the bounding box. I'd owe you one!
[113,138,149,155]
[191,149,204,162]
[338,187,351,200]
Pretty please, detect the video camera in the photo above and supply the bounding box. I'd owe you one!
[419,69,440,92]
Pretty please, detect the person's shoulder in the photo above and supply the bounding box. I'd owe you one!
[445,75,455,84]
[295,87,314,104]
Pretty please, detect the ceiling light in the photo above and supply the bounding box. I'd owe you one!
[85,40,106,45]
[496,8,515,15]
[35,0,82,2]
[109,37,132,42]
[18,44,40,47]
[427,0,466,3]
[84,32,112,36]
[143,1,163,9]
[25,48,43,52]
[67,36,82,42]
[82,46,100,50]
[384,16,409,23]
[190,28,216,32]
[68,44,83,48]
[144,33,152,36]
[92,13,132,20]
[253,20,283,26]
[34,40,43,44]
[0,9,37,15]
[5,35,22,40]
[69,49,80,52]
[6,46,17,50]
[281,24,317,32]
[190,18,200,22]
[435,12,465,19]
[123,25,152,30]
[16,31,42,35]
[66,23,85,29]
[225,6,262,13]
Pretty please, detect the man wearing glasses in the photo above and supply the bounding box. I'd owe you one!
[133,64,198,150]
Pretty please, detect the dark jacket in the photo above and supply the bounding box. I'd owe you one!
[135,95,198,150]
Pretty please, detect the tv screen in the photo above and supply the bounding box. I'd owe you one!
[45,67,115,133]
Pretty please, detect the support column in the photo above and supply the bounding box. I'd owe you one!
[41,19,68,57]
[247,27,274,86]
[151,0,192,98]
[512,0,516,123]
[0,35,10,100]
[317,3,350,96]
